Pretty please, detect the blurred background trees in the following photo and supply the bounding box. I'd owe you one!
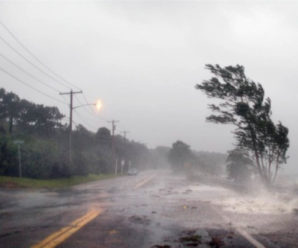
[0,88,154,178]
[168,140,226,175]
[168,141,193,171]
[226,149,253,183]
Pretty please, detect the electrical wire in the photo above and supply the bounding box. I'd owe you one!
[0,53,60,93]
[73,109,100,131]
[81,93,97,115]
[0,21,81,91]
[0,20,108,127]
[0,34,75,91]
[73,102,106,127]
[0,66,68,106]
[0,21,98,119]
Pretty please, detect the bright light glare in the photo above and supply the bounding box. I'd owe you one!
[95,99,103,111]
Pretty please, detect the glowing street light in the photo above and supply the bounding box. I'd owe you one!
[95,99,103,111]
[73,99,103,112]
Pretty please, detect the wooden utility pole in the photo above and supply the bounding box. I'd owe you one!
[120,130,129,175]
[108,120,119,175]
[13,140,24,177]
[121,130,129,140]
[60,89,82,164]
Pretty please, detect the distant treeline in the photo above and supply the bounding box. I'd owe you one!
[0,88,153,178]
[157,142,226,174]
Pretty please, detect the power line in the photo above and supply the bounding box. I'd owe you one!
[75,94,108,122]
[74,96,95,119]
[75,108,106,128]
[74,94,84,106]
[0,34,75,90]
[0,56,99,131]
[0,21,106,129]
[74,94,93,115]
[0,21,103,123]
[73,94,97,121]
[74,94,100,120]
[78,93,107,122]
[0,66,68,106]
[73,109,99,131]
[0,21,81,91]
[81,93,97,116]
[0,53,61,93]
[81,95,95,115]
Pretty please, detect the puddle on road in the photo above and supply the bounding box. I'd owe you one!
[180,183,298,216]
[213,192,298,215]
[151,228,245,248]
[129,215,151,225]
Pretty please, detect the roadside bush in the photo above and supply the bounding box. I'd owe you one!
[21,139,59,178]
[0,135,17,176]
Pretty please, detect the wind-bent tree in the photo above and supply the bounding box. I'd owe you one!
[196,64,289,185]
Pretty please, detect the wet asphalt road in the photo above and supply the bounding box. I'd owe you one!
[0,170,298,248]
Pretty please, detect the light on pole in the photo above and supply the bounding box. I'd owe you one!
[66,100,102,164]
[72,103,95,110]
[73,100,103,111]
[95,99,103,111]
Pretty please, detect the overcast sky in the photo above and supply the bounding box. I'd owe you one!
[0,0,298,173]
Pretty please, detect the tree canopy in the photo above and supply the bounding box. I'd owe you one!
[196,64,289,185]
[0,88,64,136]
[168,140,193,171]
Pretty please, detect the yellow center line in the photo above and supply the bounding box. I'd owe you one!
[31,209,103,248]
[134,175,155,189]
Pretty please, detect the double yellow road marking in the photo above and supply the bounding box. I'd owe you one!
[32,175,154,248]
[134,175,155,189]
[32,209,102,248]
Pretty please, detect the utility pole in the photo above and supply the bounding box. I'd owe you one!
[108,120,119,175]
[121,130,129,140]
[60,89,82,164]
[120,130,129,175]
[13,140,24,177]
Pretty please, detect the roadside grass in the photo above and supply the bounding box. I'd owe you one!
[0,174,116,189]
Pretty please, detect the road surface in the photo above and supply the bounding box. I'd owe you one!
[0,170,298,248]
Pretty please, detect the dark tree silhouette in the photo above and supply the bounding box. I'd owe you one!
[0,88,21,134]
[196,64,289,185]
[226,149,253,183]
[168,140,193,171]
[95,127,111,146]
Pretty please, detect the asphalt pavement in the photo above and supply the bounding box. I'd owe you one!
[0,170,298,248]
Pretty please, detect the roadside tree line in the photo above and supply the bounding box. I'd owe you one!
[0,88,153,179]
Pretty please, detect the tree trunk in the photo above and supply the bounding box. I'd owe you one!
[8,115,13,134]
[247,123,270,185]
